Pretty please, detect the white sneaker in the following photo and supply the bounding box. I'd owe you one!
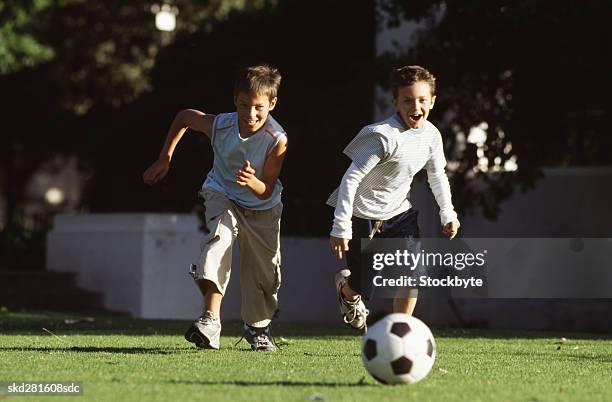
[240,324,278,352]
[334,269,369,330]
[184,311,221,350]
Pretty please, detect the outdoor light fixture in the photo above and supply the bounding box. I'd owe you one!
[45,187,65,205]
[151,3,179,32]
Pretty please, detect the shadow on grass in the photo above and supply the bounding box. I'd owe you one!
[434,328,612,341]
[166,379,378,388]
[1,310,611,340]
[0,346,192,354]
[0,324,358,338]
[0,310,357,337]
[0,345,361,358]
[446,347,612,364]
[501,350,612,363]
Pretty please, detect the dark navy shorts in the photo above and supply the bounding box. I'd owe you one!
[346,208,421,300]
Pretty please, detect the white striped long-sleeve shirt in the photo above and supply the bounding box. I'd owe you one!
[327,113,458,239]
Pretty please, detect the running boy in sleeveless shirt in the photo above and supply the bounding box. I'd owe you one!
[327,65,460,330]
[143,65,287,350]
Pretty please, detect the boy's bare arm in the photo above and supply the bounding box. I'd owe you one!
[143,109,215,185]
[236,135,288,199]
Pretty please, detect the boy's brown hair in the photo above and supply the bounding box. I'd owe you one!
[234,64,282,100]
[390,65,436,99]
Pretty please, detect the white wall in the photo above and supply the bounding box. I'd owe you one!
[46,168,612,331]
[47,214,342,322]
[411,167,612,237]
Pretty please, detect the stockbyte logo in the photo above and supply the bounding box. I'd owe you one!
[372,274,485,289]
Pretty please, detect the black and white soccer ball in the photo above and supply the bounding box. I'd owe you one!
[361,313,436,384]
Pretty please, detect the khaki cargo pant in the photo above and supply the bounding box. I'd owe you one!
[194,188,282,327]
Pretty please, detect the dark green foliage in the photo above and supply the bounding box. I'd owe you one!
[0,0,54,73]
[1,1,610,234]
[379,0,611,219]
[80,0,377,235]
[0,223,46,269]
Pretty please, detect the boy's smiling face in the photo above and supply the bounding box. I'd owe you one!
[234,91,277,135]
[393,81,436,129]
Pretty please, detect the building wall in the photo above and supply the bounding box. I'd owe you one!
[47,168,612,331]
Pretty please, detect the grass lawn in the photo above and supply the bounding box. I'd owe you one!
[1,310,611,402]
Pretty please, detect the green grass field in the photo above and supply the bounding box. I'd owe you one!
[1,310,611,402]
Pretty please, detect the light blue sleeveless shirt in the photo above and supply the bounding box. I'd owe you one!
[203,112,286,210]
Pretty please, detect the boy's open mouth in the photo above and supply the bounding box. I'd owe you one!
[408,114,423,124]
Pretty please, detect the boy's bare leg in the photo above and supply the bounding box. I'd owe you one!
[343,281,418,315]
[196,279,222,318]
[185,279,222,350]
[335,269,369,330]
[340,282,360,301]
[393,289,419,315]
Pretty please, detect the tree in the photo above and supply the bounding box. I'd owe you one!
[0,0,53,74]
[377,0,611,219]
[8,1,605,235]
[0,0,278,229]
[81,0,377,236]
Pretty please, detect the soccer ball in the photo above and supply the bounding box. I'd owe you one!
[361,313,436,384]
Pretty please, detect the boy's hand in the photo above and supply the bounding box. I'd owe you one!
[236,160,258,187]
[330,236,350,260]
[442,220,460,239]
[143,158,170,185]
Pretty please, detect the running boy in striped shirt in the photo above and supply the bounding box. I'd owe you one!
[143,65,288,350]
[327,65,460,330]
